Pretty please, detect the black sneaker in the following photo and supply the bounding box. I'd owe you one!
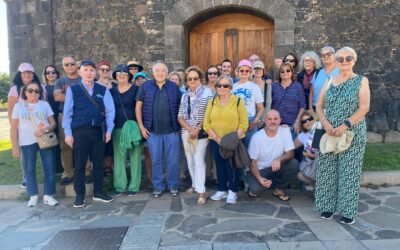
[59,177,73,185]
[321,212,334,220]
[85,175,93,184]
[339,217,355,225]
[127,191,137,196]
[112,191,122,197]
[152,190,163,198]
[170,189,179,197]
[93,192,113,202]
[73,195,85,208]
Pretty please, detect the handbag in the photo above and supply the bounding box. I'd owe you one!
[311,121,325,149]
[299,157,317,180]
[187,95,208,139]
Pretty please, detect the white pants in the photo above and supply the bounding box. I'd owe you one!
[181,131,208,193]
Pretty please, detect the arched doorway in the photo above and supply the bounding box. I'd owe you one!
[189,13,274,71]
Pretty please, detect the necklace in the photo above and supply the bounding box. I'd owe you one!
[333,73,354,87]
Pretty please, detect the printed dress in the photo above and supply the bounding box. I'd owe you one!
[315,75,367,219]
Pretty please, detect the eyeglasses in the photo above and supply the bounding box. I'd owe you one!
[45,70,57,75]
[27,88,40,94]
[208,71,218,75]
[321,51,334,57]
[239,69,250,73]
[301,116,314,124]
[116,72,129,76]
[100,68,110,72]
[187,77,199,82]
[280,69,291,73]
[336,55,354,63]
[284,59,295,63]
[64,63,76,67]
[216,83,230,89]
[129,67,138,71]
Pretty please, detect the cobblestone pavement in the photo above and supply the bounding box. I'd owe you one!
[1,185,400,249]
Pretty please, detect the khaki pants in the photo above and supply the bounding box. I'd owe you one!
[58,113,91,177]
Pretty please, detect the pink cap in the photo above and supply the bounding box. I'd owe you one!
[236,59,254,73]
[18,63,34,73]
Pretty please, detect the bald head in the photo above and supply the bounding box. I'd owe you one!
[265,109,281,133]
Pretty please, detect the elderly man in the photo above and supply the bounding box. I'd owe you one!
[246,110,298,201]
[63,60,115,207]
[135,62,181,198]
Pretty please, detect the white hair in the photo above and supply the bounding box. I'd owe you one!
[298,51,322,71]
[152,62,168,74]
[335,47,357,61]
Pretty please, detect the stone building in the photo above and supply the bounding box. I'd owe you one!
[4,0,400,139]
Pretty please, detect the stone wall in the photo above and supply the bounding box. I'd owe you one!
[5,0,400,139]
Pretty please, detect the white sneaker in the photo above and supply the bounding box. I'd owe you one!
[226,190,237,204]
[28,195,38,207]
[210,191,228,201]
[43,195,59,206]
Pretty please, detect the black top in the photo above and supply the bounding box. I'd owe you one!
[111,84,138,129]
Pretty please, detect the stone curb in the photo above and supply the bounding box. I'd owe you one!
[1,171,399,200]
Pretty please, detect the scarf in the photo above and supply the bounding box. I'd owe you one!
[181,85,205,128]
[119,120,142,155]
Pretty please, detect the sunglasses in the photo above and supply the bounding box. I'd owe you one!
[301,116,314,124]
[116,72,129,76]
[216,83,230,89]
[321,51,334,57]
[187,77,199,82]
[336,55,354,63]
[45,70,57,75]
[280,69,292,73]
[27,88,40,94]
[284,59,295,63]
[64,63,76,67]
[208,71,218,75]
[239,69,250,73]
[129,67,138,71]
[100,68,110,72]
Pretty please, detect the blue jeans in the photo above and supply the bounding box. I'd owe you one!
[210,140,240,192]
[147,132,180,191]
[21,143,56,196]
[242,117,258,148]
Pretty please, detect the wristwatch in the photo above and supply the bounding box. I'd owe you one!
[344,119,352,128]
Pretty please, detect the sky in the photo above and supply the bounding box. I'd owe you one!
[0,1,9,73]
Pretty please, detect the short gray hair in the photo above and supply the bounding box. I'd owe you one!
[335,47,358,61]
[298,51,322,71]
[152,62,168,74]
[216,75,233,88]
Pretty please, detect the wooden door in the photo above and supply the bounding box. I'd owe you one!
[189,13,274,72]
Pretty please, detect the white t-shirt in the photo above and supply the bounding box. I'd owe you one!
[12,101,54,146]
[248,127,295,170]
[231,81,264,118]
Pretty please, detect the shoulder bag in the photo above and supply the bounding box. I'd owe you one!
[27,102,58,149]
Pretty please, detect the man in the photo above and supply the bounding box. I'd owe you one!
[271,57,283,82]
[221,59,233,77]
[135,62,181,198]
[62,60,115,207]
[248,54,261,64]
[247,110,298,200]
[54,56,90,185]
[309,46,339,112]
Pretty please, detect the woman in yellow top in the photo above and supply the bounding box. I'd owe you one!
[203,75,248,204]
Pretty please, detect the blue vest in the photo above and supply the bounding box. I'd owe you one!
[71,82,106,129]
[141,79,180,132]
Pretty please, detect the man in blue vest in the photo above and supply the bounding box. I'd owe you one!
[63,60,115,208]
[136,62,181,198]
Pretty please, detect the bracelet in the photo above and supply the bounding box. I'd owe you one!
[320,117,327,123]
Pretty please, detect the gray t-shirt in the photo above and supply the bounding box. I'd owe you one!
[54,76,82,112]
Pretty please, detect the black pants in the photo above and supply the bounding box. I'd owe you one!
[73,128,105,196]
[247,159,299,192]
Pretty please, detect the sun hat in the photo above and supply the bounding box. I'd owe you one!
[126,60,144,72]
[112,64,133,81]
[236,59,254,74]
[18,63,34,73]
[252,60,265,69]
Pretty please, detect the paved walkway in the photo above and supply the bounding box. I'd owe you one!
[1,186,400,249]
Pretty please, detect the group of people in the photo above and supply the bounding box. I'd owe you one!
[8,45,370,225]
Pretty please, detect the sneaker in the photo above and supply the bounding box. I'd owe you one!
[226,190,237,204]
[85,175,93,184]
[152,190,163,198]
[170,189,179,197]
[27,195,38,207]
[127,191,137,196]
[74,195,85,208]
[20,179,27,189]
[321,212,334,220]
[59,176,73,185]
[339,217,355,225]
[93,192,113,202]
[112,191,123,197]
[43,195,58,206]
[210,191,228,201]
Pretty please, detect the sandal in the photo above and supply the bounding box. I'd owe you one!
[247,191,258,198]
[197,194,206,206]
[272,189,290,201]
[185,187,194,195]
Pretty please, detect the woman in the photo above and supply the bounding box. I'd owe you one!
[205,65,220,94]
[10,82,58,207]
[294,111,318,190]
[203,75,248,204]
[178,66,213,205]
[297,51,322,110]
[42,65,62,174]
[252,60,273,127]
[133,72,147,87]
[127,60,144,76]
[271,63,306,134]
[110,64,141,196]
[283,53,299,73]
[168,71,186,95]
[315,47,370,225]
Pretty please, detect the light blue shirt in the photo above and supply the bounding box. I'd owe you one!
[62,81,115,137]
[311,67,339,106]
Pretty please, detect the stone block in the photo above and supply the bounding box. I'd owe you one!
[384,130,400,143]
[267,241,325,250]
[25,1,36,13]
[361,239,400,250]
[275,31,294,46]
[64,183,93,197]
[306,221,354,240]
[367,132,383,143]
[361,171,400,186]
[392,35,400,46]
[213,243,267,249]
[322,240,366,250]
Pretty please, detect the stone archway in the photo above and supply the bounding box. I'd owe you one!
[164,0,295,70]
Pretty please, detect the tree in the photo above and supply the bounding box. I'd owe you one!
[0,72,10,104]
